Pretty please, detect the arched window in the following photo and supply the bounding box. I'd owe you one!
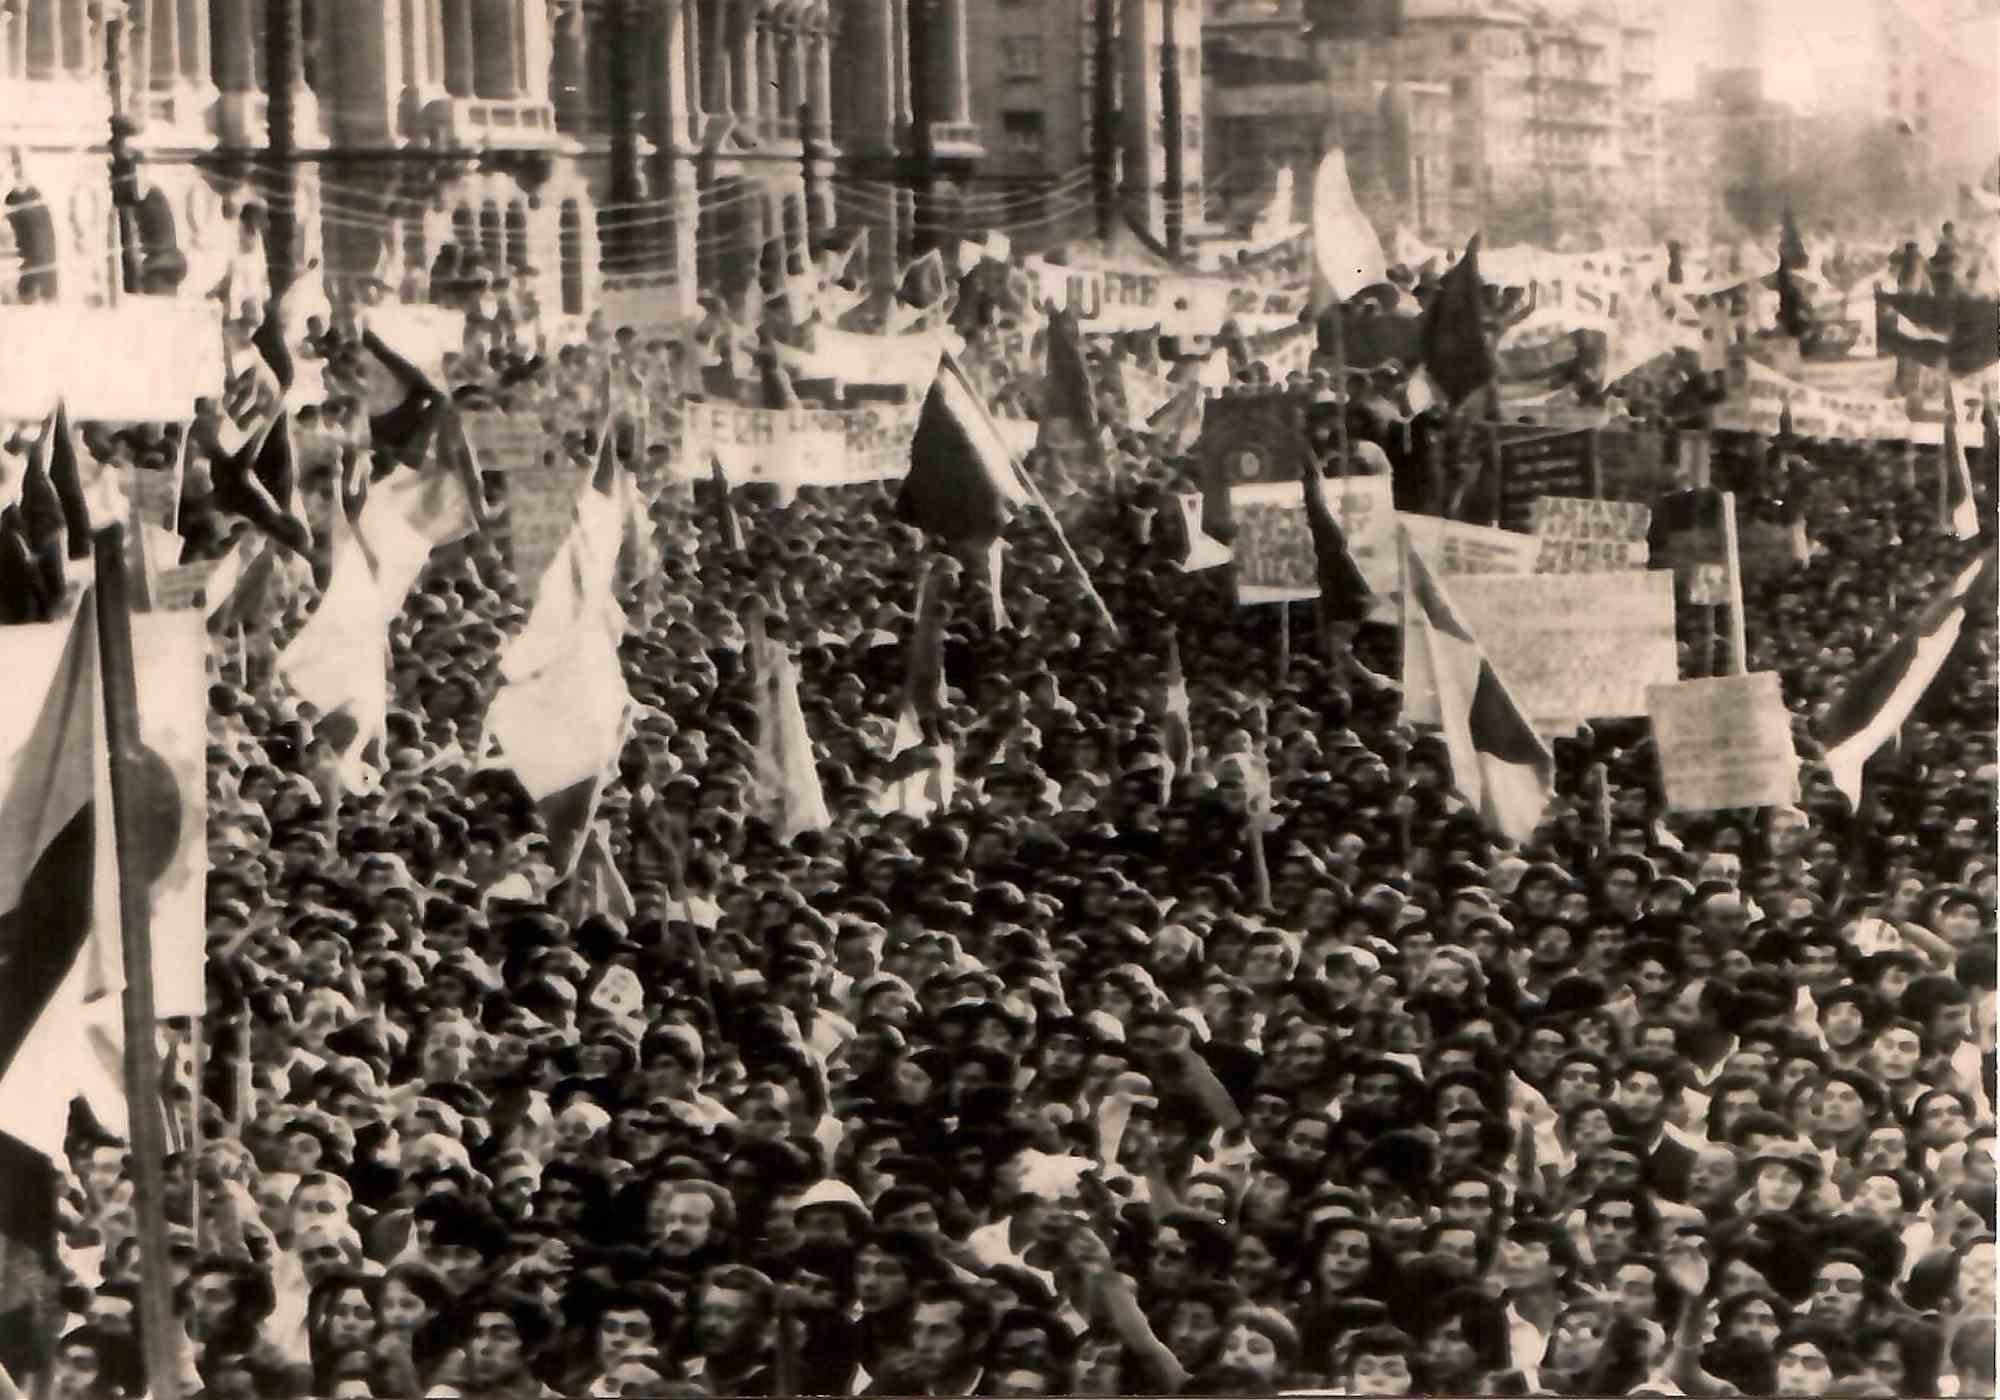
[4,186,59,303]
[505,201,529,275]
[135,186,187,293]
[559,199,584,315]
[479,200,504,270]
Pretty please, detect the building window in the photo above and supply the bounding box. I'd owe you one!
[1452,32,1469,54]
[1002,36,1043,80]
[1453,162,1474,188]
[559,200,585,317]
[1450,76,1471,102]
[1184,116,1200,150]
[1003,110,1046,154]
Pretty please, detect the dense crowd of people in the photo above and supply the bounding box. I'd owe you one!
[7,232,1997,1400]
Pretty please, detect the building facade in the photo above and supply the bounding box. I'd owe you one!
[964,0,1203,253]
[0,0,984,320]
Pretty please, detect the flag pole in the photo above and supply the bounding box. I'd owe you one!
[92,522,185,1400]
[1720,489,1746,675]
[1277,600,1291,685]
[1009,449,1119,637]
[1247,701,1274,912]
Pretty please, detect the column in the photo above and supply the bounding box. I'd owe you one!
[757,14,779,137]
[733,0,758,129]
[26,0,58,79]
[214,0,255,90]
[474,0,519,97]
[889,0,910,138]
[62,0,88,76]
[145,0,178,90]
[442,0,475,96]
[551,0,587,130]
[942,0,969,126]
[806,12,831,142]
[703,0,730,121]
[179,0,212,88]
[518,0,550,99]
[399,0,430,92]
[659,0,693,144]
[779,19,802,129]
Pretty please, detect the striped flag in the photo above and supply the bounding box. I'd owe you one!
[1403,528,1554,843]
[1820,547,1997,809]
[1942,380,1980,541]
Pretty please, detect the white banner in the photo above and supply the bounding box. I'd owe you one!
[681,402,923,488]
[779,327,944,389]
[369,304,467,382]
[1406,570,1678,733]
[1647,672,1802,813]
[0,303,225,421]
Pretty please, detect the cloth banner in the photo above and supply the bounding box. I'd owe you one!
[0,303,225,421]
[1715,355,1962,445]
[368,305,468,382]
[1021,260,1237,337]
[779,327,945,390]
[1646,672,1802,813]
[1531,497,1650,573]
[681,402,922,489]
[1405,570,1678,733]
[1399,514,1541,583]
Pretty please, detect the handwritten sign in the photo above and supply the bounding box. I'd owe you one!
[1400,515,1541,581]
[1531,497,1651,572]
[1228,477,1396,605]
[0,302,226,421]
[1408,571,1678,732]
[1232,493,1321,605]
[463,413,549,472]
[1497,429,1594,530]
[679,402,923,489]
[1647,672,1802,812]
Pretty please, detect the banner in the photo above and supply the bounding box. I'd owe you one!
[1715,354,1951,445]
[1497,428,1593,530]
[1197,391,1312,539]
[681,402,922,489]
[1022,259,1238,337]
[1596,426,1671,503]
[1647,672,1802,813]
[1531,496,1650,573]
[0,303,225,421]
[1116,361,1179,425]
[1406,570,1678,732]
[463,413,548,472]
[779,327,945,390]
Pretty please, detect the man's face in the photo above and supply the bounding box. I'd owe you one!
[1808,1260,1866,1326]
[1919,1093,1971,1148]
[1792,941,1841,991]
[1441,1180,1494,1230]
[1821,1000,1867,1049]
[1348,1347,1414,1397]
[1616,1071,1666,1126]
[1588,1201,1640,1266]
[1497,1237,1554,1292]
[1819,1079,1867,1135]
[694,1285,755,1358]
[596,1307,654,1368]
[1164,1299,1223,1367]
[909,1300,971,1383]
[649,1189,716,1258]
[467,1310,526,1387]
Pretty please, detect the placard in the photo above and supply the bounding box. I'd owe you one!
[1399,514,1541,580]
[1232,490,1321,605]
[1647,672,1802,812]
[1406,571,1678,732]
[1497,429,1593,530]
[504,467,585,603]
[0,302,226,421]
[680,402,922,489]
[1228,477,1397,605]
[463,413,549,472]
[1531,496,1651,572]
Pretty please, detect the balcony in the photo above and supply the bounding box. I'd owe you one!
[429,95,562,151]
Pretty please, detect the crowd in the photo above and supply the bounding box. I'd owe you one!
[5,233,1997,1400]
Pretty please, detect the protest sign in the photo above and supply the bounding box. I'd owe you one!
[1496,429,1594,530]
[504,467,586,604]
[463,413,550,472]
[1228,477,1396,605]
[1231,484,1320,605]
[680,402,923,489]
[0,302,225,421]
[596,283,692,342]
[780,327,944,390]
[1197,392,1312,538]
[1399,515,1541,580]
[1531,496,1650,572]
[1405,571,1677,732]
[1647,672,1802,812]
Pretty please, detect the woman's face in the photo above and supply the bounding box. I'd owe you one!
[325,1285,375,1349]
[1426,960,1471,1001]
[1422,1315,1476,1379]
[1231,1233,1279,1297]
[379,1276,430,1333]
[1317,1228,1373,1294]
[1821,1000,1867,1049]
[1753,1163,1804,1213]
[1858,1127,1907,1171]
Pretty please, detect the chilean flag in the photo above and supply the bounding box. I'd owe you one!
[1403,528,1554,843]
[1820,546,1997,809]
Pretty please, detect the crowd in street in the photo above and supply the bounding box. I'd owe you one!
[10,237,1998,1400]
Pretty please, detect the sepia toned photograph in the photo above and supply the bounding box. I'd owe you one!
[0,0,1993,1394]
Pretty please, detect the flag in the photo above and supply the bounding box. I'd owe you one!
[1941,381,1980,541]
[1820,547,1996,809]
[1162,629,1193,790]
[1403,531,1554,843]
[1778,208,1808,271]
[750,620,831,840]
[485,451,631,878]
[46,404,90,560]
[1149,382,1205,455]
[711,455,744,556]
[900,249,949,309]
[1875,292,2000,376]
[575,822,636,922]
[19,427,69,603]
[879,566,955,819]
[0,608,125,1159]
[1420,234,1496,406]
[278,475,440,792]
[1041,308,1101,437]
[1301,464,1376,625]
[1310,148,1387,312]
[897,352,1029,547]
[1173,493,1231,572]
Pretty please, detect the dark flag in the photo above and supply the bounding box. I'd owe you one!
[1420,233,1496,406]
[896,354,1028,547]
